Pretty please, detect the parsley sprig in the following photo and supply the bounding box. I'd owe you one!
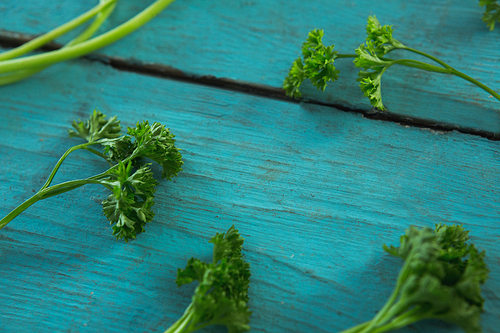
[284,16,500,110]
[164,225,251,333]
[340,224,489,333]
[480,0,500,30]
[0,110,183,241]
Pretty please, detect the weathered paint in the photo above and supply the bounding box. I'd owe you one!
[1,0,499,133]
[0,59,498,332]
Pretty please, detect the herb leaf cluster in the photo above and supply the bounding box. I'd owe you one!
[165,225,251,333]
[0,110,183,241]
[341,224,489,333]
[284,16,500,110]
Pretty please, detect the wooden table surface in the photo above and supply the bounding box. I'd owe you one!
[0,1,499,332]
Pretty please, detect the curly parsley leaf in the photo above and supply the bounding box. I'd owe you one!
[283,29,340,98]
[165,226,251,333]
[100,135,138,166]
[479,0,500,30]
[354,45,392,110]
[365,15,405,56]
[68,109,121,143]
[128,121,184,180]
[343,224,489,333]
[0,111,183,241]
[100,162,158,242]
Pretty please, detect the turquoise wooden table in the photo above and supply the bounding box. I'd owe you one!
[0,1,499,332]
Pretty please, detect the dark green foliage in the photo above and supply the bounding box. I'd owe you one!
[165,226,251,333]
[101,162,158,242]
[68,109,121,143]
[342,224,489,333]
[283,29,340,98]
[68,110,184,241]
[479,0,500,30]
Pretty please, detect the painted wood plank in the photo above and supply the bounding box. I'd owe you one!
[1,0,499,134]
[0,58,499,333]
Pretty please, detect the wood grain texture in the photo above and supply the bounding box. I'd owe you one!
[0,57,499,332]
[1,0,499,134]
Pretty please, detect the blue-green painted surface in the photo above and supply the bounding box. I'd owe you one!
[0,57,499,332]
[0,0,499,133]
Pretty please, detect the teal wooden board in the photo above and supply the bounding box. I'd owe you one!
[0,57,499,332]
[1,0,499,134]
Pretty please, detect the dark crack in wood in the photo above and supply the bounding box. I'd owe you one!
[0,30,498,141]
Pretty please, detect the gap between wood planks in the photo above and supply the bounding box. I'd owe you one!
[1,31,498,142]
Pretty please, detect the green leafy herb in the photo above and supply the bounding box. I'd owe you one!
[164,225,251,333]
[283,29,341,98]
[479,0,500,30]
[340,224,489,333]
[0,0,177,86]
[284,16,500,110]
[0,110,183,241]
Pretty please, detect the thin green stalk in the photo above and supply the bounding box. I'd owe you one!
[82,147,113,163]
[450,68,500,102]
[69,0,118,45]
[336,54,451,74]
[87,147,144,181]
[336,54,358,58]
[402,46,453,70]
[0,0,118,62]
[370,310,424,333]
[164,305,195,333]
[0,194,41,229]
[401,48,500,102]
[338,320,371,333]
[0,0,177,74]
[0,0,118,86]
[40,142,101,190]
[359,257,413,333]
[386,59,451,74]
[369,299,410,329]
[0,178,102,229]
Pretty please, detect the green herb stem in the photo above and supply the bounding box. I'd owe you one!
[82,147,113,163]
[336,54,358,58]
[164,308,195,333]
[0,194,40,230]
[450,68,500,102]
[402,47,500,102]
[402,46,453,70]
[0,0,176,74]
[40,142,100,190]
[0,0,118,86]
[388,59,450,74]
[338,321,371,333]
[336,54,451,74]
[358,258,412,333]
[0,0,118,62]
[0,178,101,229]
[370,311,424,333]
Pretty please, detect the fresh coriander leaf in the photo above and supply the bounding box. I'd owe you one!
[283,29,340,98]
[165,226,251,333]
[68,109,121,143]
[479,0,500,30]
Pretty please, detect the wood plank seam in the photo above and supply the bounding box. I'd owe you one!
[1,30,499,142]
